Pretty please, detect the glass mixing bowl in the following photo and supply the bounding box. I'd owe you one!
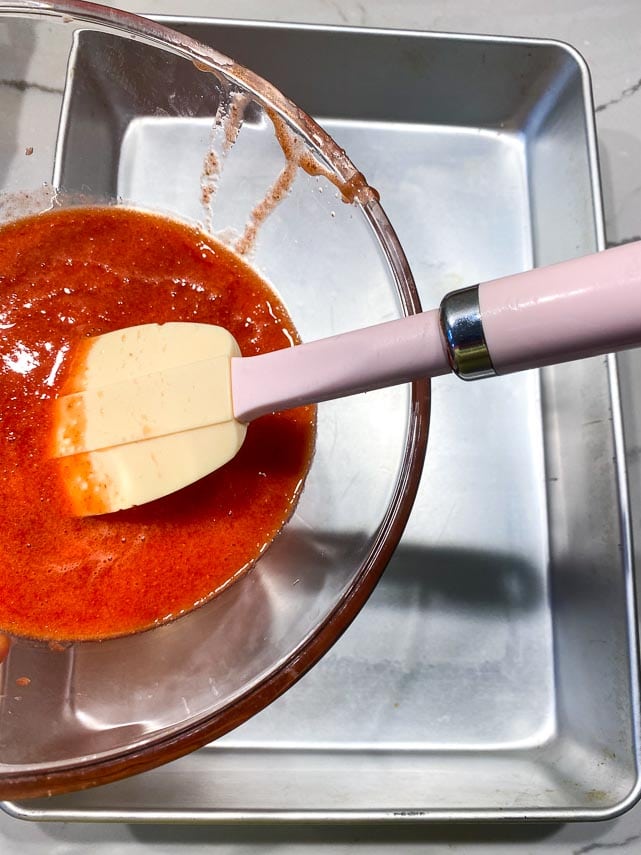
[0,0,428,797]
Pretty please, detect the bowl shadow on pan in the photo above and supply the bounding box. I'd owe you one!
[269,530,545,616]
[382,541,542,613]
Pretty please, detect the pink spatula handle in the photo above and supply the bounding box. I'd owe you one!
[233,242,641,422]
[479,240,641,375]
[232,308,451,422]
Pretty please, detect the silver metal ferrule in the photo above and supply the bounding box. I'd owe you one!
[439,284,496,381]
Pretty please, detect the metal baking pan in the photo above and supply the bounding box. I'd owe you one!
[4,18,640,823]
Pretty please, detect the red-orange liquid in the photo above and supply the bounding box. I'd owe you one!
[0,206,315,641]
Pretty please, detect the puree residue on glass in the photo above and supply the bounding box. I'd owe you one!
[0,206,315,642]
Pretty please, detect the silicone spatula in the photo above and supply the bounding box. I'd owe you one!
[52,240,641,516]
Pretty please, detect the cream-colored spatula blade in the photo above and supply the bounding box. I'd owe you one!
[52,323,247,515]
[58,420,247,517]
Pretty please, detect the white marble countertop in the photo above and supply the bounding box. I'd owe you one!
[3,1,641,852]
